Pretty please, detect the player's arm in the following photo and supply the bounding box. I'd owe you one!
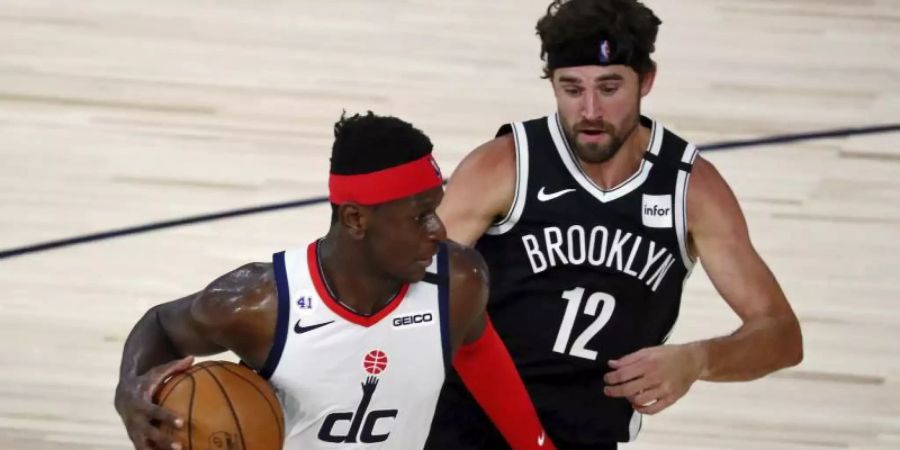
[446,242,555,450]
[115,262,277,450]
[684,157,803,380]
[445,242,490,352]
[437,134,516,246]
[604,157,803,414]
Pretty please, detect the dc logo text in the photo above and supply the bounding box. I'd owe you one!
[318,376,397,443]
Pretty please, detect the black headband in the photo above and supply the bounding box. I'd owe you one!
[546,37,637,70]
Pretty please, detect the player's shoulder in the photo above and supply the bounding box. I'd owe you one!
[444,241,488,301]
[686,155,747,233]
[687,155,734,202]
[445,240,488,277]
[442,241,489,327]
[443,135,517,225]
[454,133,516,180]
[207,262,274,299]
[193,262,276,324]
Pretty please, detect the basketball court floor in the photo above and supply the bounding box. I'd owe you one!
[1,0,899,448]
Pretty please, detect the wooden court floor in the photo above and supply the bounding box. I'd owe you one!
[1,0,899,449]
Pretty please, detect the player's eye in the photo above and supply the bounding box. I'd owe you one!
[599,85,619,95]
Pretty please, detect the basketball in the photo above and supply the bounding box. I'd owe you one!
[154,361,284,450]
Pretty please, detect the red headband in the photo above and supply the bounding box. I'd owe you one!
[329,155,444,205]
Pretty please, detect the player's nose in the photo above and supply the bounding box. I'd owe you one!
[426,214,447,243]
[581,91,603,121]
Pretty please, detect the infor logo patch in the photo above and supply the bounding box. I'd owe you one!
[642,194,673,228]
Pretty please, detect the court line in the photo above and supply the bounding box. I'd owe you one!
[0,197,327,259]
[1,123,898,260]
[699,123,900,151]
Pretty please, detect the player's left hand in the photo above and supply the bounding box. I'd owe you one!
[602,344,706,415]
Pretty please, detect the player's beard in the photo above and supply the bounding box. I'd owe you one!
[562,117,638,164]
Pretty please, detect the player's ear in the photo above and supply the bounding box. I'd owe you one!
[338,202,369,239]
[639,68,656,97]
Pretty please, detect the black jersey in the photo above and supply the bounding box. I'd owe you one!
[427,114,698,449]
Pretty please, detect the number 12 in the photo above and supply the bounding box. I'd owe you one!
[552,287,616,360]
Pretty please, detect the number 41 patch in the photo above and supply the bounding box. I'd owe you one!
[297,296,314,310]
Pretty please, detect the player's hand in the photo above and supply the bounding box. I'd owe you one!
[114,356,194,450]
[602,344,706,415]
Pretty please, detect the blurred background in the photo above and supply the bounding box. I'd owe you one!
[1,0,898,448]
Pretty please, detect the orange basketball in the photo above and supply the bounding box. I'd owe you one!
[155,361,284,450]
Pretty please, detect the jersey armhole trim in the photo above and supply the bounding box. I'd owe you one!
[259,251,291,380]
[436,243,452,372]
[486,122,529,235]
[675,144,699,272]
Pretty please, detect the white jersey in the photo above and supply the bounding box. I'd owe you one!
[260,241,451,450]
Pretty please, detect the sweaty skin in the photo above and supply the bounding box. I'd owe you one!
[115,188,489,450]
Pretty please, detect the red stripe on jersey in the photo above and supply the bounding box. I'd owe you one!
[306,241,410,327]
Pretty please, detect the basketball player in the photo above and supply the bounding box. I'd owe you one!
[114,112,554,450]
[426,1,804,449]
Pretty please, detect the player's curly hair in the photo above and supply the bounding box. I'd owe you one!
[330,111,433,176]
[536,0,662,78]
[329,111,434,222]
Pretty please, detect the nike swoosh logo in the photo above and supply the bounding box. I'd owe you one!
[537,187,576,202]
[294,319,334,334]
[537,431,546,447]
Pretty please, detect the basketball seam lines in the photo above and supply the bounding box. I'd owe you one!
[158,366,206,406]
[201,365,247,450]
[157,365,203,450]
[219,363,284,444]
